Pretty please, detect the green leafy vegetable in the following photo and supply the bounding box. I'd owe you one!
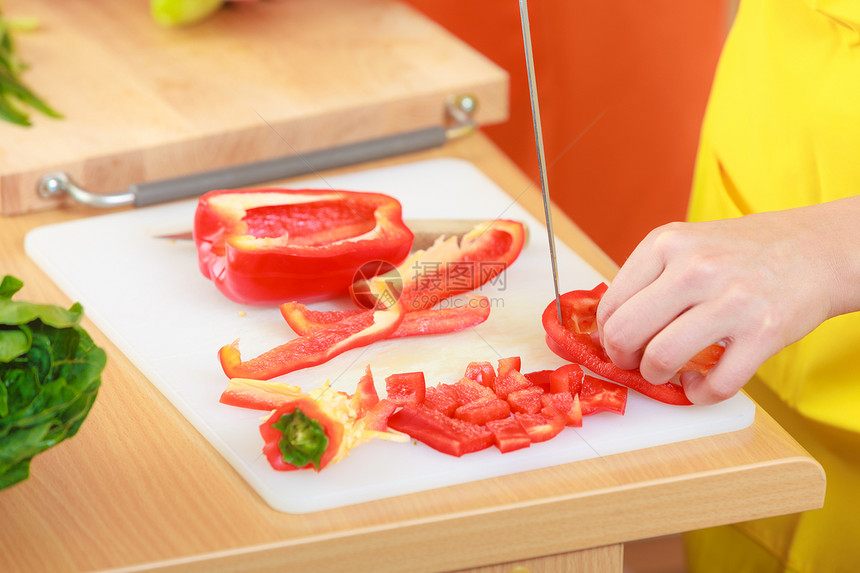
[0,8,62,127]
[1,275,105,490]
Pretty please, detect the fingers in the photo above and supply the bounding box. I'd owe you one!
[680,340,772,405]
[592,214,822,406]
[596,225,676,365]
[597,227,668,329]
[600,282,695,371]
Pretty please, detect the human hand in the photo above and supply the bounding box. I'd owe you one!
[595,198,860,405]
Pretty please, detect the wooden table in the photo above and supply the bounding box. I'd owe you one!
[0,133,824,573]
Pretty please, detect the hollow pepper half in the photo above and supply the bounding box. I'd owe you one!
[194,188,414,305]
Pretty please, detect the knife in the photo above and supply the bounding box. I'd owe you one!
[155,219,529,254]
[519,0,563,324]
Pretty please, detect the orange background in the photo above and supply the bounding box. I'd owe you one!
[403,0,731,265]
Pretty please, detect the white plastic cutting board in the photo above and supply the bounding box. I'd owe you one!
[25,158,755,513]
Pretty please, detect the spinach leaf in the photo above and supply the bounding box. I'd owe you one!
[0,275,105,490]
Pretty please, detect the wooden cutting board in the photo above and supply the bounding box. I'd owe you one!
[0,0,507,214]
[24,158,755,513]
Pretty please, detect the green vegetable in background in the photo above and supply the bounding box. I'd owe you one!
[151,0,226,27]
[0,8,62,127]
[0,275,106,491]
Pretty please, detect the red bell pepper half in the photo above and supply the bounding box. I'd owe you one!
[194,188,414,305]
[219,300,404,380]
[542,283,726,405]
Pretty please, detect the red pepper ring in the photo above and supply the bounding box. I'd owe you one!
[542,285,699,406]
[194,188,414,305]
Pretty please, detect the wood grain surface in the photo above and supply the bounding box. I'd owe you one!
[0,0,507,215]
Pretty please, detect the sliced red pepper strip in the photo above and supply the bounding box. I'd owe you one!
[194,188,414,305]
[219,300,404,380]
[260,399,345,472]
[387,404,494,457]
[219,378,305,411]
[353,398,397,433]
[542,284,726,405]
[279,295,491,339]
[352,219,526,312]
[349,365,380,418]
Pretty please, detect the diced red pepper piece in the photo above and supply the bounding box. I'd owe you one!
[424,384,460,417]
[497,356,522,375]
[350,365,379,418]
[506,385,545,415]
[259,399,345,472]
[453,396,511,426]
[280,295,491,339]
[194,188,414,305]
[385,371,426,407]
[219,301,404,380]
[493,367,532,399]
[523,369,552,392]
[542,283,726,405]
[486,418,531,453]
[453,377,497,404]
[580,375,627,416]
[463,361,496,388]
[549,363,584,395]
[513,407,565,443]
[387,405,494,457]
[541,391,583,427]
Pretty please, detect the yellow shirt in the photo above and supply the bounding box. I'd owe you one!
[685,1,860,571]
[687,0,860,434]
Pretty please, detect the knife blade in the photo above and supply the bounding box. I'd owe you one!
[519,0,564,324]
[154,219,529,254]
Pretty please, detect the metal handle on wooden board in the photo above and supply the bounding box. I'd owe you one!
[36,95,478,209]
